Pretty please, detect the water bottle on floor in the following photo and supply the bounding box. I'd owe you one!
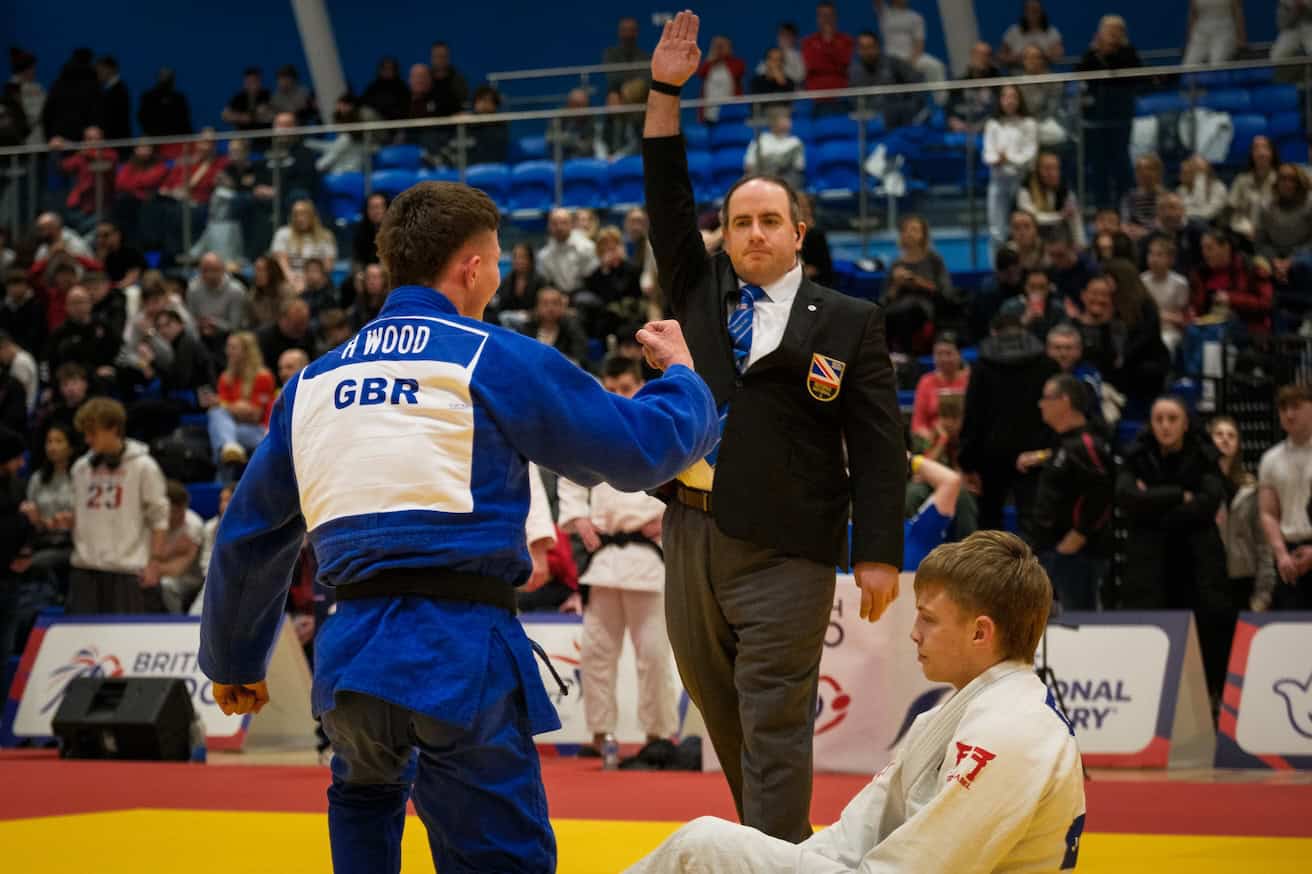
[189,715,207,764]
[601,733,619,770]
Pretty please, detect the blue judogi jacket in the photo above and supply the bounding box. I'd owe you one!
[904,499,952,572]
[199,286,718,730]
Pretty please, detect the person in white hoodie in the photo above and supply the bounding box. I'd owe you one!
[68,398,170,614]
[558,356,677,755]
[625,531,1086,874]
[984,84,1038,257]
[743,107,806,191]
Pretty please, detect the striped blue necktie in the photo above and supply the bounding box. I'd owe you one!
[705,284,765,468]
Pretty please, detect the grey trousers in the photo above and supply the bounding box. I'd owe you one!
[67,568,165,614]
[663,500,836,844]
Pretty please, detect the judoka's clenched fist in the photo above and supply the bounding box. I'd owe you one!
[637,320,695,371]
[213,680,270,716]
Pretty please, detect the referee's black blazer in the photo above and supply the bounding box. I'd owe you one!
[643,134,905,569]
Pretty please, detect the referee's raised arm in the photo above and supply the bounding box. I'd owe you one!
[642,10,708,318]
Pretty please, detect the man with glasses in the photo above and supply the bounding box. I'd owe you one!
[1027,373,1115,610]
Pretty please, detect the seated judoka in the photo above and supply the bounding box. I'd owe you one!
[624,530,1087,873]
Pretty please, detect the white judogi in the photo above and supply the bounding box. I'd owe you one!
[557,479,677,739]
[626,661,1086,873]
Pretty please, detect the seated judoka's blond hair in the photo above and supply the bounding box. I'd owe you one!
[914,531,1052,662]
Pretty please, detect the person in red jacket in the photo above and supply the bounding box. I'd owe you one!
[158,132,228,206]
[114,145,168,200]
[1190,229,1273,335]
[50,127,117,223]
[801,1,854,97]
[113,145,168,244]
[206,330,276,475]
[697,35,745,122]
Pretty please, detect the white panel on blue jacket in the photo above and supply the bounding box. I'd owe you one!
[290,316,488,530]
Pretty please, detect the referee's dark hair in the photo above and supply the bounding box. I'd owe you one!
[376,181,501,289]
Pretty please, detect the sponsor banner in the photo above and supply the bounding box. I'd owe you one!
[526,575,943,771]
[1216,612,1312,770]
[524,613,682,748]
[810,573,945,774]
[699,573,945,775]
[527,581,1213,773]
[3,614,314,750]
[1044,611,1214,769]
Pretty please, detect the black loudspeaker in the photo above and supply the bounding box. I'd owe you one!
[51,676,195,761]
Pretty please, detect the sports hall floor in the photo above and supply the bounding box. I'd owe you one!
[1,747,1309,873]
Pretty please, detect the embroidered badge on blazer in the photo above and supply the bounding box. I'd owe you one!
[807,353,846,401]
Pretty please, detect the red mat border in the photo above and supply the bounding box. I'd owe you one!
[1,754,1309,838]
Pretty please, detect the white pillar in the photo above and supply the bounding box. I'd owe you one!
[290,0,348,124]
[936,0,981,77]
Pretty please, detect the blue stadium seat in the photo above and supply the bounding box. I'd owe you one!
[1235,67,1276,86]
[812,116,860,148]
[845,266,884,300]
[1186,67,1275,89]
[1135,93,1188,116]
[513,136,549,162]
[375,144,424,170]
[323,172,364,224]
[1116,419,1145,450]
[187,482,224,520]
[790,116,814,144]
[686,150,714,203]
[509,160,555,215]
[831,259,856,294]
[683,123,710,151]
[865,116,887,138]
[710,102,751,123]
[1251,84,1299,114]
[1200,88,1251,113]
[607,155,644,209]
[466,163,510,210]
[904,131,973,189]
[1183,70,1235,89]
[1228,115,1268,163]
[709,123,754,152]
[813,139,860,194]
[1267,111,1304,141]
[711,149,746,194]
[1277,136,1307,164]
[416,167,460,183]
[561,158,608,208]
[370,169,419,199]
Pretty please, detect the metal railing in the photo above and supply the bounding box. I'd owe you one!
[2,52,1308,269]
[487,60,650,108]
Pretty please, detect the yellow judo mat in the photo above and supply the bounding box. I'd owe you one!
[2,809,1308,873]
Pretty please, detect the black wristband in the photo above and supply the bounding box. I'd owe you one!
[650,80,682,96]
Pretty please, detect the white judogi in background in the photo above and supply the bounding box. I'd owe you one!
[625,662,1086,873]
[558,479,677,741]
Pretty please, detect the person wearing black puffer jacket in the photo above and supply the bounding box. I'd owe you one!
[1115,395,1231,704]
[960,312,1059,533]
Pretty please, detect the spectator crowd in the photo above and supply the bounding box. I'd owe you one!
[1,1,1311,733]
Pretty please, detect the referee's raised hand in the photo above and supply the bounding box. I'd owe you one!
[651,10,702,86]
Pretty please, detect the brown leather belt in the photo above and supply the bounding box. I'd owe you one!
[675,484,713,513]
